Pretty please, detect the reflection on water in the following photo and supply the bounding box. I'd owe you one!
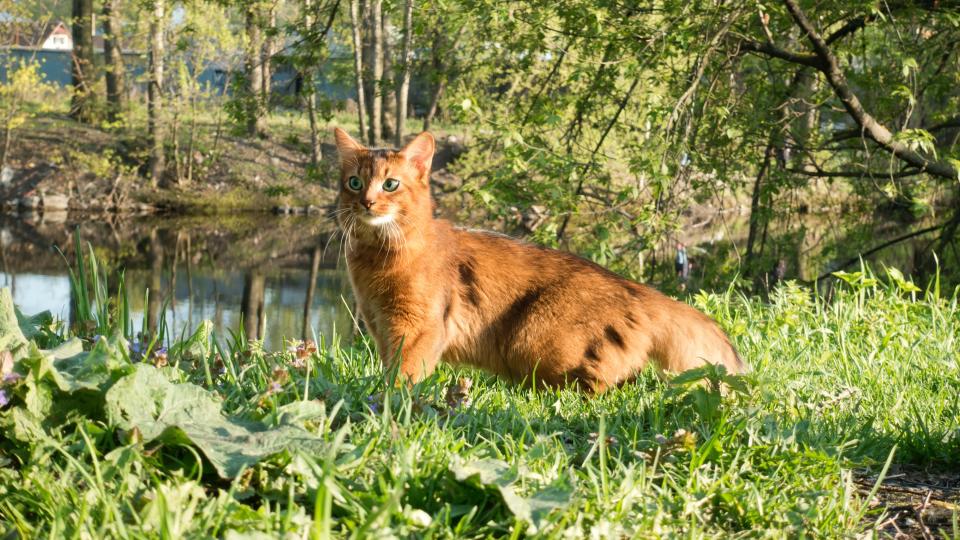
[0,213,354,350]
[0,206,949,350]
[672,209,951,292]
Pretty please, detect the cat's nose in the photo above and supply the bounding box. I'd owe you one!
[361,199,375,210]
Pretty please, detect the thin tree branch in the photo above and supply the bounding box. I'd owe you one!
[737,38,823,69]
[929,115,960,133]
[815,223,946,282]
[782,0,958,181]
[824,15,872,45]
[785,167,921,179]
[556,77,641,242]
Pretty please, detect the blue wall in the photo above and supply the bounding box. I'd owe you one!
[0,47,145,87]
[0,46,355,102]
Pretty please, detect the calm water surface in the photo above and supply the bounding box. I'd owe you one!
[0,208,944,350]
[0,213,354,350]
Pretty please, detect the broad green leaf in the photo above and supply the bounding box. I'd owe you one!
[0,288,28,356]
[15,307,52,342]
[20,336,125,395]
[449,457,570,532]
[3,407,47,442]
[886,267,921,293]
[105,365,326,478]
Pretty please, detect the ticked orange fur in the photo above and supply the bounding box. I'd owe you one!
[333,128,744,392]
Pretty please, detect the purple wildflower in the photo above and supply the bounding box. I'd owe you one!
[0,389,10,407]
[130,342,144,361]
[269,381,282,394]
[3,372,23,385]
[366,395,380,414]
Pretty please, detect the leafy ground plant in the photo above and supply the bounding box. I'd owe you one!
[0,262,958,538]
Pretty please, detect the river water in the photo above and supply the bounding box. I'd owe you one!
[0,209,945,351]
[0,212,354,350]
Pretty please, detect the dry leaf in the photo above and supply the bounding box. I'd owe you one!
[445,377,473,409]
[0,350,13,377]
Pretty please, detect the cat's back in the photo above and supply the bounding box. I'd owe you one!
[444,224,677,336]
[449,224,656,297]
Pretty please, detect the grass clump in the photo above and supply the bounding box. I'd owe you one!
[0,250,958,538]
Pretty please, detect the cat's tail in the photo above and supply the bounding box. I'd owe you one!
[649,301,747,375]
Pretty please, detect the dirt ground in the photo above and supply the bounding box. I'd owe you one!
[858,465,960,539]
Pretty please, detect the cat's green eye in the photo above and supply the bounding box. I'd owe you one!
[382,178,400,192]
[347,176,363,191]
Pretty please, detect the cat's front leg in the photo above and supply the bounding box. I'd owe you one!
[382,325,445,384]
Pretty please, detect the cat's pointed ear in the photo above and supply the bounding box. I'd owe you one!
[400,132,435,177]
[334,128,364,165]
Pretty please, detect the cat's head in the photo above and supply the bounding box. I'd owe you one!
[333,128,435,240]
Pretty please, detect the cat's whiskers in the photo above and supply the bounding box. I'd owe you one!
[375,221,389,264]
[388,220,405,256]
[342,214,358,258]
[324,208,354,261]
[322,227,341,261]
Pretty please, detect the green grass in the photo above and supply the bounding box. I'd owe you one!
[0,254,958,538]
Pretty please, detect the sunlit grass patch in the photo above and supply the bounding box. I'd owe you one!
[0,248,958,537]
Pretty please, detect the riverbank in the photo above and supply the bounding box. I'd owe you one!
[1,110,467,215]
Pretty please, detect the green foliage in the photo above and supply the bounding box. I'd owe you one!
[0,59,58,167]
[58,231,131,340]
[435,0,960,284]
[224,73,259,135]
[264,184,294,197]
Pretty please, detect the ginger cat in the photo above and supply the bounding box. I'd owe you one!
[333,128,744,392]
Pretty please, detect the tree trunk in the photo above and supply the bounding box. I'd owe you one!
[423,80,444,131]
[148,0,166,185]
[1,124,12,173]
[70,0,96,123]
[361,0,372,129]
[245,5,268,138]
[348,0,368,142]
[304,75,322,169]
[102,0,125,123]
[368,0,383,145]
[302,0,321,169]
[171,108,181,182]
[395,0,414,147]
[262,4,277,113]
[381,11,395,141]
[422,24,465,132]
[241,270,266,341]
[744,143,774,271]
[185,93,197,183]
